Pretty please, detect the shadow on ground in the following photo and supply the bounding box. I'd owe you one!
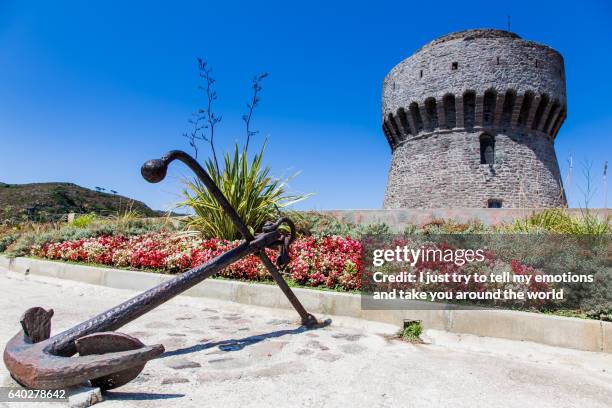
[161,319,332,358]
[104,391,185,400]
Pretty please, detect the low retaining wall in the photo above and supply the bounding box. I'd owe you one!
[320,208,611,231]
[1,255,610,353]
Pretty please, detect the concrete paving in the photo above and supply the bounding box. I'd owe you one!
[0,267,611,408]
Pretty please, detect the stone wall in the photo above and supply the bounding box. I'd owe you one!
[384,129,565,208]
[321,209,611,232]
[381,29,567,209]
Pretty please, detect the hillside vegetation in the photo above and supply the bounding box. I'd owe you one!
[0,182,158,222]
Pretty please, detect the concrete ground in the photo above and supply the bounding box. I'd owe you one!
[0,268,611,408]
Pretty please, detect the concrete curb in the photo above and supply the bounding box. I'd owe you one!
[1,255,609,353]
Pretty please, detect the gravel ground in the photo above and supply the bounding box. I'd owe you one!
[0,268,611,408]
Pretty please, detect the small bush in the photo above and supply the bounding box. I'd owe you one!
[398,321,423,343]
[71,213,97,228]
[506,209,610,235]
[295,212,391,239]
[586,302,612,322]
[0,234,18,253]
[419,219,489,234]
[1,216,173,257]
[360,223,391,236]
[294,212,357,237]
[403,224,418,235]
[5,227,97,256]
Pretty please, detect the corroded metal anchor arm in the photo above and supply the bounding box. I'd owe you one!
[3,150,318,390]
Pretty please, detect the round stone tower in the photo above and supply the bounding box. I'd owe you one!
[382,29,567,208]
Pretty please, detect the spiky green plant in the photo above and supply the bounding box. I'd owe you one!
[180,144,309,240]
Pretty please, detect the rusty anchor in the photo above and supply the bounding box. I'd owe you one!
[3,150,320,390]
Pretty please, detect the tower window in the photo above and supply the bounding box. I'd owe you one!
[487,199,502,208]
[419,70,423,78]
[496,56,500,65]
[480,134,495,165]
[451,62,458,70]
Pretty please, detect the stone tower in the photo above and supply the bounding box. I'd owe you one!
[382,29,567,208]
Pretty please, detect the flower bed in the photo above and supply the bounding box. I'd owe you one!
[15,227,609,319]
[31,232,363,291]
[30,231,549,306]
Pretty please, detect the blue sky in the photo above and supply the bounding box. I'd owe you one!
[0,0,610,210]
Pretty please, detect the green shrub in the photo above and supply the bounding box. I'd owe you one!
[0,234,18,253]
[403,223,418,235]
[360,222,391,236]
[294,212,356,237]
[180,144,308,240]
[586,302,612,322]
[5,226,95,257]
[121,221,169,236]
[1,215,173,257]
[294,212,392,239]
[417,219,489,234]
[71,213,97,228]
[506,209,610,235]
[92,216,172,237]
[398,321,423,342]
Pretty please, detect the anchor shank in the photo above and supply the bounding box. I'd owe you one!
[47,229,281,357]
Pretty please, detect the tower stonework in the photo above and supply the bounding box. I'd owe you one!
[382,29,567,209]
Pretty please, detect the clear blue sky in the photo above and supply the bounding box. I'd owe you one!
[1,0,610,210]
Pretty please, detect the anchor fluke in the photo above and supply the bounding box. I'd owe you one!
[3,327,164,390]
[75,332,158,390]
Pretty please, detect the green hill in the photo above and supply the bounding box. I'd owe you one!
[0,182,158,222]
